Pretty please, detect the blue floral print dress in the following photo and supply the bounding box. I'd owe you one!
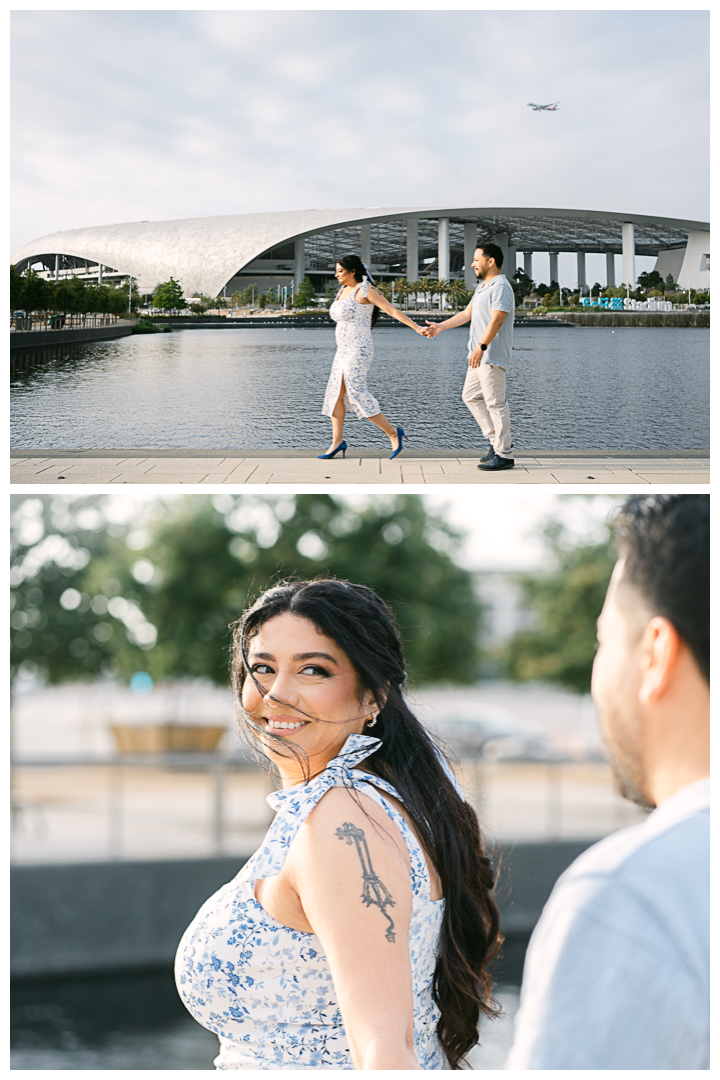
[322,279,381,420]
[174,734,446,1070]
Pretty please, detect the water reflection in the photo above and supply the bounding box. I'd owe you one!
[11,968,518,1069]
[11,326,709,450]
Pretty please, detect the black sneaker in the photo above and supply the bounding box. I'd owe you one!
[479,448,495,463]
[477,454,515,471]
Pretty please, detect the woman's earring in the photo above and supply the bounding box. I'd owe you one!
[366,713,378,729]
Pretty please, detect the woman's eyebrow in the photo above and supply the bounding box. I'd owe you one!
[292,652,339,665]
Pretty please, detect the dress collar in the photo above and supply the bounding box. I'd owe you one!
[266,733,382,810]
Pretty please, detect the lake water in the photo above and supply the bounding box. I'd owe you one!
[11,969,519,1069]
[10,326,709,450]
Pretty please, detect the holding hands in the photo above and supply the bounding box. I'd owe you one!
[420,322,441,338]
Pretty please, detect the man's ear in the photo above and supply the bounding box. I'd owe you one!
[638,617,681,705]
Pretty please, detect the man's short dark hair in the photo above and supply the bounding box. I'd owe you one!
[613,495,709,682]
[477,242,504,268]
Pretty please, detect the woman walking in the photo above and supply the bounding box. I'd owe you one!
[176,579,501,1070]
[319,255,428,460]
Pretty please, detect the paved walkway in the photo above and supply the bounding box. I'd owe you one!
[10,449,709,486]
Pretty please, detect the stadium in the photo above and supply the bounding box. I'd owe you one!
[11,206,710,299]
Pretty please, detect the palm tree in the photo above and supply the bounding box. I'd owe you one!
[405,280,421,312]
[417,277,434,313]
[392,278,408,311]
[434,278,450,313]
[447,279,468,311]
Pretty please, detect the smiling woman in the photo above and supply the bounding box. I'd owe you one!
[174,579,502,1070]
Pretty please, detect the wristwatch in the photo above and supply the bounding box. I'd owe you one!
[480,343,488,351]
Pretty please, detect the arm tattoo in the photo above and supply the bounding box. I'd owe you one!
[336,822,396,942]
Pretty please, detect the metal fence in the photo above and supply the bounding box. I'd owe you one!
[10,314,127,332]
[10,752,647,865]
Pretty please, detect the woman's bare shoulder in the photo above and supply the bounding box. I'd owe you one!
[296,784,407,858]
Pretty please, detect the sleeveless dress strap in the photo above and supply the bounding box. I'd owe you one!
[246,734,382,880]
[245,735,432,903]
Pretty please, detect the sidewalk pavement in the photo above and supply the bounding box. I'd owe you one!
[10,449,709,486]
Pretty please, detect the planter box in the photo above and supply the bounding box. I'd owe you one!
[110,724,226,753]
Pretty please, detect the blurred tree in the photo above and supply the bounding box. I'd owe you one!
[294,276,317,309]
[10,265,27,310]
[637,270,664,292]
[510,268,534,303]
[153,278,187,311]
[11,494,484,689]
[502,519,616,692]
[10,495,150,684]
[17,269,49,313]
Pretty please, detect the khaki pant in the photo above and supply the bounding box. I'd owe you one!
[462,363,513,458]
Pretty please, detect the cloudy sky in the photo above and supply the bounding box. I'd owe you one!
[11,8,708,281]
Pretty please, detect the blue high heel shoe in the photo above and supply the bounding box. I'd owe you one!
[317,440,347,460]
[389,426,406,460]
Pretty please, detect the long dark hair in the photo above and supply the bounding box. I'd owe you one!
[231,578,502,1069]
[336,254,381,327]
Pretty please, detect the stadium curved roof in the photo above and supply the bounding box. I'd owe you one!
[12,206,709,297]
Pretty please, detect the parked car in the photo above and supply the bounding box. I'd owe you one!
[424,708,563,762]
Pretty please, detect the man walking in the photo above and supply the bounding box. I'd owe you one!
[425,243,515,471]
[506,494,709,1069]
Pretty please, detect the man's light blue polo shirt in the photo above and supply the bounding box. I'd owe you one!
[506,777,710,1069]
[468,274,515,368]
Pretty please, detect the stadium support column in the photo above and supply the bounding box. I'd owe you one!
[576,251,586,294]
[294,238,306,289]
[98,263,103,285]
[491,232,509,273]
[549,251,559,285]
[523,252,533,280]
[361,224,372,270]
[507,246,517,280]
[606,251,616,288]
[438,217,450,281]
[622,222,636,287]
[55,254,59,282]
[464,223,477,289]
[406,218,418,281]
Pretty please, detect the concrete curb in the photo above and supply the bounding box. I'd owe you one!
[10,325,134,350]
[10,448,709,460]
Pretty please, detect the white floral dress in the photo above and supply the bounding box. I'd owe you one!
[174,734,446,1070]
[322,279,381,419]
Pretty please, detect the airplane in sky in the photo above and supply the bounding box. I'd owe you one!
[527,101,560,111]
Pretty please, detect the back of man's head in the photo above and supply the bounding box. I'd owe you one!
[478,242,504,268]
[613,495,709,683]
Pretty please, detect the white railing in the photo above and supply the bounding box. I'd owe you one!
[10,753,647,865]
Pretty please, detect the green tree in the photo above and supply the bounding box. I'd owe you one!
[324,280,338,308]
[511,268,534,303]
[153,277,187,311]
[11,495,152,684]
[11,494,484,688]
[10,265,26,310]
[391,279,408,311]
[637,270,663,292]
[18,269,49,313]
[294,276,317,309]
[417,277,434,312]
[447,279,472,311]
[502,519,616,692]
